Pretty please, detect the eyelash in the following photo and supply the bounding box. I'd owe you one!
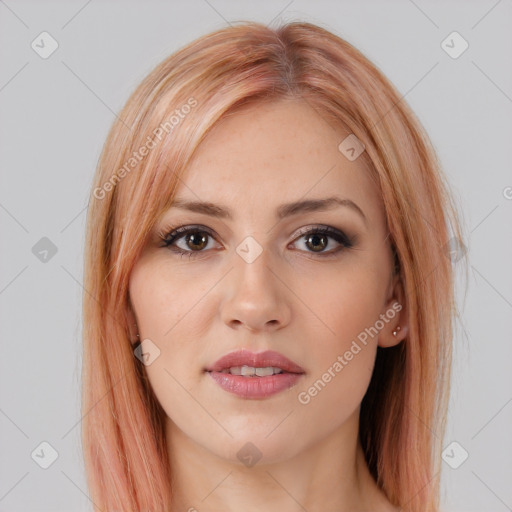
[158,224,355,260]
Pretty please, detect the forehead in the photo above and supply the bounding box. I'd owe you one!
[173,99,384,224]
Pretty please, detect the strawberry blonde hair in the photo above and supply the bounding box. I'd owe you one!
[82,20,466,511]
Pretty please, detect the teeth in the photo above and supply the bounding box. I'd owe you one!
[220,366,284,376]
[255,367,277,377]
[241,366,255,376]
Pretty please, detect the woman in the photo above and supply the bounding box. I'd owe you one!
[82,20,466,511]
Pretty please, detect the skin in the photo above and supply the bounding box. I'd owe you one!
[127,98,409,512]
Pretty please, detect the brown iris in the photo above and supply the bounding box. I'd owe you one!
[186,232,209,251]
[305,233,328,252]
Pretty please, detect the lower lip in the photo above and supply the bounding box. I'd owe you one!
[207,371,303,399]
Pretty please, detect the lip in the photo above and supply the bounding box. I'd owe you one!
[205,349,305,400]
[205,349,305,374]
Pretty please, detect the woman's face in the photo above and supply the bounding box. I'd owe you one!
[128,98,405,464]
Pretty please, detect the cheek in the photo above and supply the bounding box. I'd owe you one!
[130,259,213,342]
[293,260,385,352]
[128,259,215,408]
[292,263,384,415]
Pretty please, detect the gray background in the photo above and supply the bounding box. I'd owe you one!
[1,0,511,510]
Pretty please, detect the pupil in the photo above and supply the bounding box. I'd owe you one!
[307,234,327,252]
[187,232,207,250]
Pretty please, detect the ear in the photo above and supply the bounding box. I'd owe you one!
[124,300,139,345]
[378,271,409,348]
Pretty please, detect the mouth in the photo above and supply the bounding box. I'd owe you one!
[204,349,305,399]
[215,366,290,376]
[204,349,305,374]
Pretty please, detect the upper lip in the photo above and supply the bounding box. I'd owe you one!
[205,349,305,374]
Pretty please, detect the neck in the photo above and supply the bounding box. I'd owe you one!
[166,409,395,512]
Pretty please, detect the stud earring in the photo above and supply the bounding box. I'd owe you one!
[131,323,140,344]
[392,326,401,336]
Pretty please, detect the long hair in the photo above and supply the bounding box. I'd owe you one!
[82,20,467,511]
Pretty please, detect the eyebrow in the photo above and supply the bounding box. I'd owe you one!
[169,196,368,225]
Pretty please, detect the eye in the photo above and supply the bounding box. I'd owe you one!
[160,225,218,258]
[290,225,354,256]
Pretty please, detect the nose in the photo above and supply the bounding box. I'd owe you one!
[220,246,291,333]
